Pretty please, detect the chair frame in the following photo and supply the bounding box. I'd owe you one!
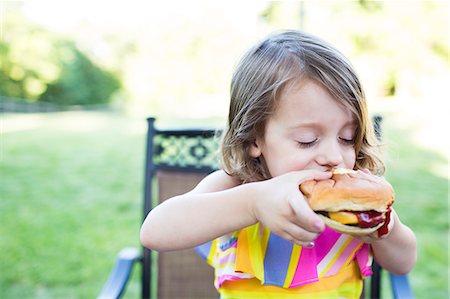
[142,118,218,299]
[98,116,414,299]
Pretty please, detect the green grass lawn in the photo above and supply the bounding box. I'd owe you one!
[381,112,449,299]
[1,112,144,298]
[1,110,448,298]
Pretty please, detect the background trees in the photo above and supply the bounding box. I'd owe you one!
[1,1,447,115]
[1,10,120,106]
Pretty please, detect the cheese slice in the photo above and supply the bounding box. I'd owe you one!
[328,211,358,224]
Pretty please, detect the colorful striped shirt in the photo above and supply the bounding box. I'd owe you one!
[196,223,372,299]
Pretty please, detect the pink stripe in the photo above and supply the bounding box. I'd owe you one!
[216,242,237,265]
[356,243,373,277]
[217,251,236,265]
[314,227,341,262]
[215,274,251,289]
[325,238,362,277]
[290,247,319,287]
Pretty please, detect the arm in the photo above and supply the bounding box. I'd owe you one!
[371,210,417,275]
[140,169,332,251]
[140,170,256,251]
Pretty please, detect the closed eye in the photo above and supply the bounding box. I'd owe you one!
[296,139,318,148]
[339,137,355,145]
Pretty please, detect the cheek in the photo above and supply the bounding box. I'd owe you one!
[265,152,312,177]
[343,150,357,168]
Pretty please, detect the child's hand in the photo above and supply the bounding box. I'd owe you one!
[251,170,332,247]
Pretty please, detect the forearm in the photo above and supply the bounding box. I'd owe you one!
[140,184,258,251]
[371,211,417,275]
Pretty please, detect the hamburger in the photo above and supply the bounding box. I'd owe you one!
[300,168,394,236]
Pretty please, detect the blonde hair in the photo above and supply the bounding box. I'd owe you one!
[221,30,384,183]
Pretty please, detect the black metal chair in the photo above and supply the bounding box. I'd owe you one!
[97,116,414,299]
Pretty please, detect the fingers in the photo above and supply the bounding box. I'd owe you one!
[294,169,332,185]
[283,222,321,246]
[289,170,328,233]
[282,179,325,245]
[255,170,332,246]
[288,194,324,233]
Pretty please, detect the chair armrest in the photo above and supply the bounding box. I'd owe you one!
[97,247,141,299]
[389,273,414,299]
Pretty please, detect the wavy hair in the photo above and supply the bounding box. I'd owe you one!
[221,30,385,183]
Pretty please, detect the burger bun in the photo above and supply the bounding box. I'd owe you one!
[319,214,383,235]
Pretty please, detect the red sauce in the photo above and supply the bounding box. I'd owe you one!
[324,203,393,236]
[377,205,392,237]
[355,210,385,228]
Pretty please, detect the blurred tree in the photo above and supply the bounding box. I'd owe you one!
[0,10,120,106]
[260,1,303,29]
[39,42,121,106]
[357,0,383,12]
[292,1,449,99]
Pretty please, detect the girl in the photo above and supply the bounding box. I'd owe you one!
[140,30,416,298]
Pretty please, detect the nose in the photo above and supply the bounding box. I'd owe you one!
[316,140,344,168]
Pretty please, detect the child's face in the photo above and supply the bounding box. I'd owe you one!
[249,79,357,177]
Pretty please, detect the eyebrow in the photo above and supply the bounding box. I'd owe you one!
[288,120,357,130]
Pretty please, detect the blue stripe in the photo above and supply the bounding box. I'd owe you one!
[195,241,213,260]
[219,237,238,251]
[263,233,293,286]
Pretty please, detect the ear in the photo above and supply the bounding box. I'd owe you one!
[249,139,262,158]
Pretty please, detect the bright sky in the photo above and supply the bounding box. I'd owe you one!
[21,0,269,31]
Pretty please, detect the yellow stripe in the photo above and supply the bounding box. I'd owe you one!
[220,288,341,299]
[206,239,217,265]
[319,237,353,277]
[336,280,364,299]
[260,225,270,257]
[283,244,302,288]
[220,284,361,299]
[220,292,339,299]
[246,224,264,282]
[219,261,363,299]
[342,243,363,269]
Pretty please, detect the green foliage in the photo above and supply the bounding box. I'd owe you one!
[357,0,383,12]
[431,41,450,65]
[0,13,120,106]
[39,43,121,106]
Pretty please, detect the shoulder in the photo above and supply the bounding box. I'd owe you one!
[190,170,242,193]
